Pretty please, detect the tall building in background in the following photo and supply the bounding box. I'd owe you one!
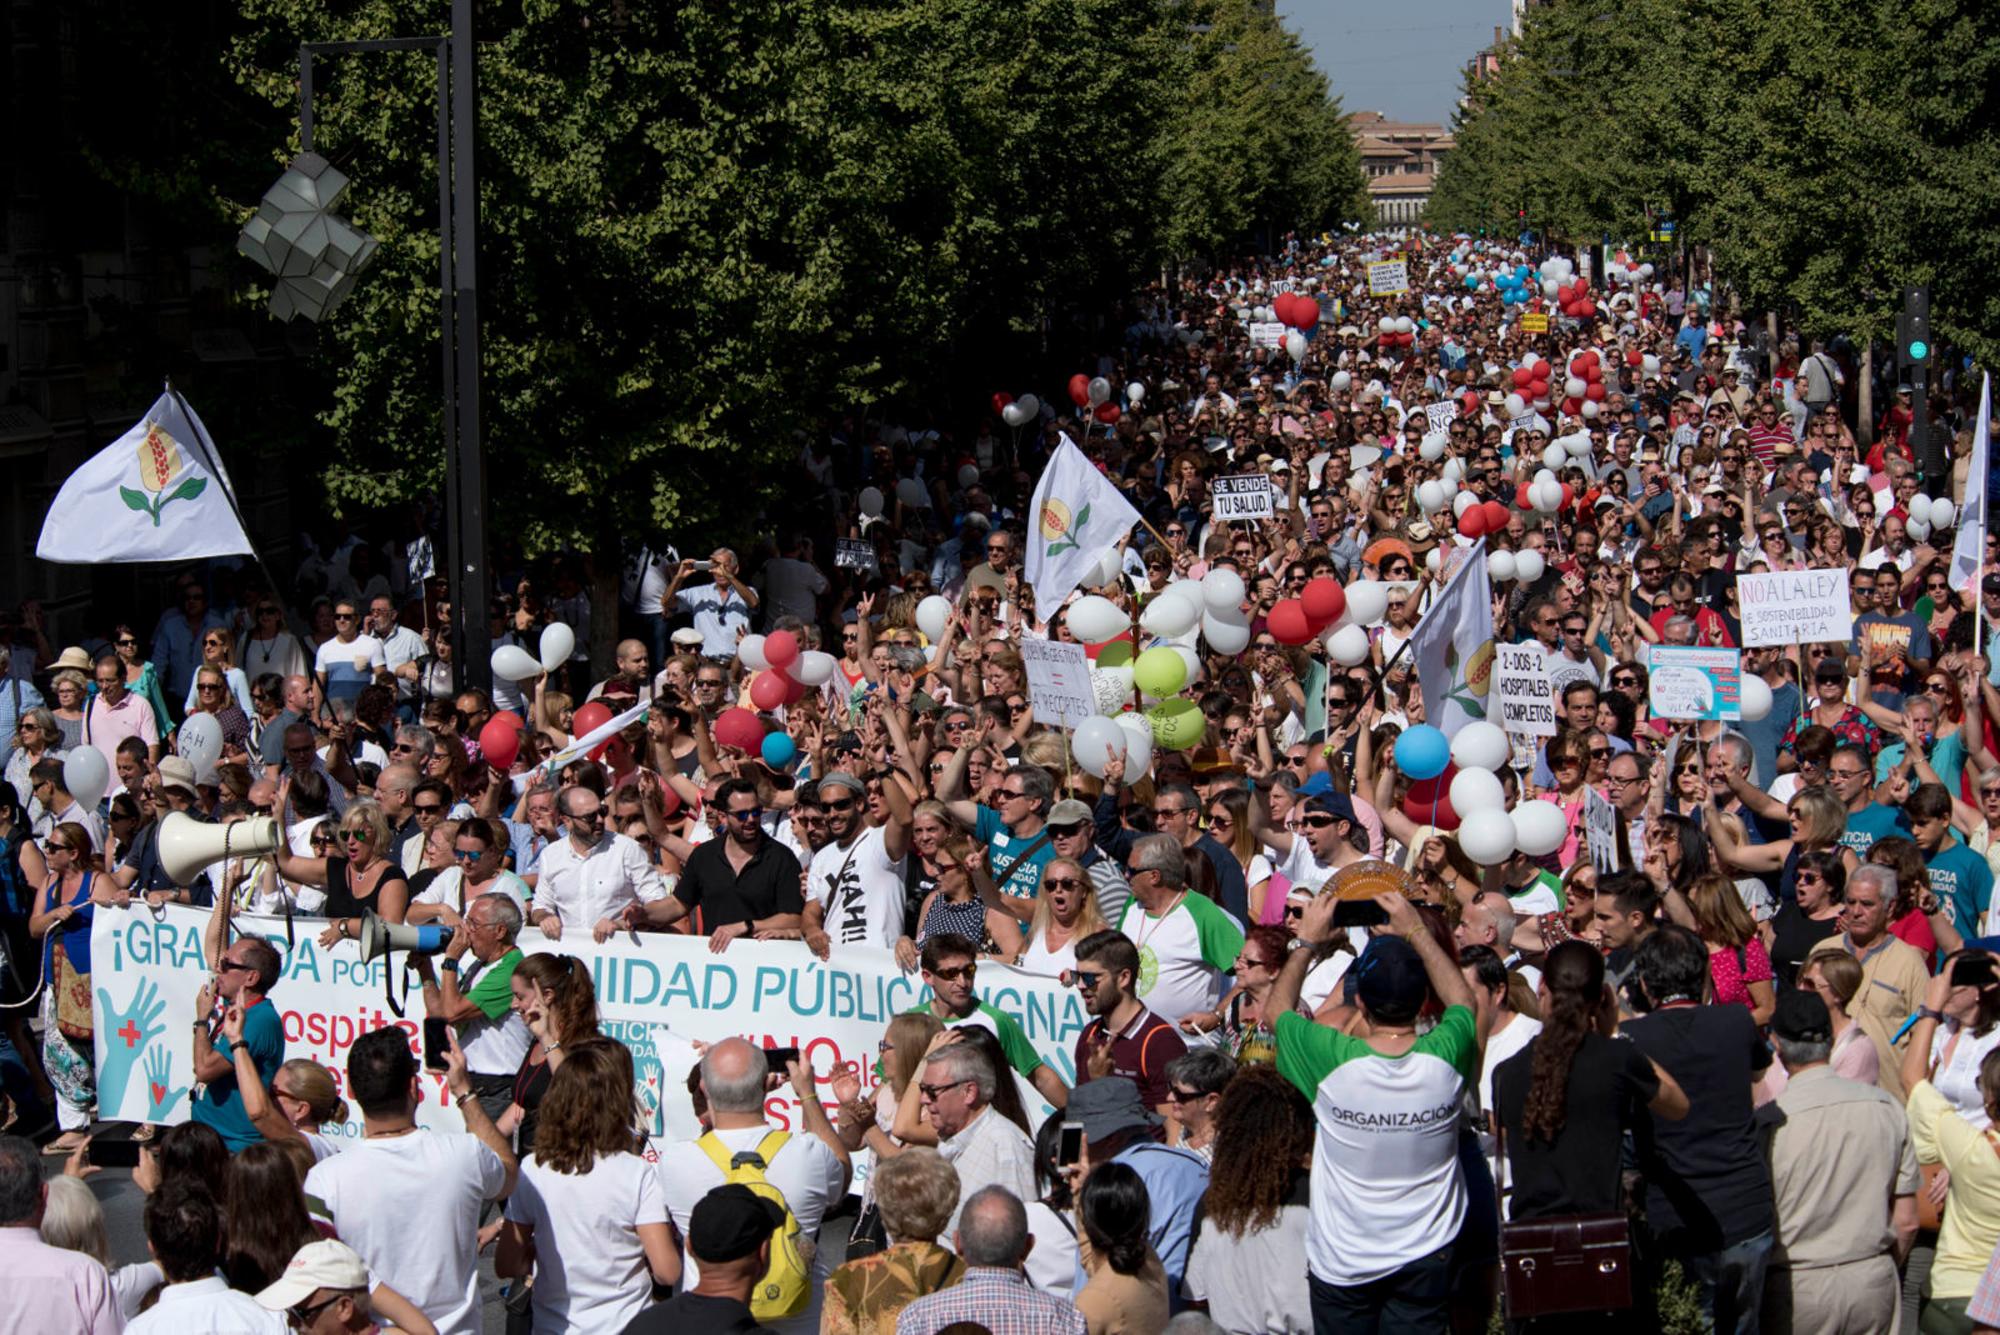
[1350,111,1453,226]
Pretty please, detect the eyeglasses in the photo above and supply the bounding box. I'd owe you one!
[1164,1087,1204,1103]
[1828,767,1869,780]
[340,830,368,845]
[1300,814,1338,828]
[570,809,606,823]
[998,789,1029,803]
[197,683,224,693]
[823,797,857,813]
[288,1294,344,1328]
[1588,747,1611,759]
[1152,806,1187,819]
[413,802,444,815]
[918,1079,971,1101]
[334,613,357,623]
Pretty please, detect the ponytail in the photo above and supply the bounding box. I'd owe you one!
[1519,941,1604,1145]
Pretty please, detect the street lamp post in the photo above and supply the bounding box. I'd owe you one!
[289,0,491,694]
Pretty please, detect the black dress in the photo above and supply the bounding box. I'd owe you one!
[320,855,410,920]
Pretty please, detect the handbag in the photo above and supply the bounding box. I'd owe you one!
[845,1197,889,1259]
[1496,1123,1634,1318]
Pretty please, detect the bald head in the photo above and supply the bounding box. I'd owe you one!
[615,640,649,677]
[700,1037,768,1114]
[376,763,420,817]
[282,675,313,713]
[956,1186,1030,1268]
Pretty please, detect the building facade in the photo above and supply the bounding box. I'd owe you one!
[1350,111,1453,227]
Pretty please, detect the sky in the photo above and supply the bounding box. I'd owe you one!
[1277,0,1514,125]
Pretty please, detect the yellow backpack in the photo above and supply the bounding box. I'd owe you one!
[696,1130,810,1319]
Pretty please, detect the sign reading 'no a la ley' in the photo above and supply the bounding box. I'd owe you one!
[1736,568,1852,647]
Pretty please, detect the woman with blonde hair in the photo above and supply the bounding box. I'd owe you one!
[1687,874,1776,1026]
[1707,784,1859,903]
[497,1038,680,1334]
[1018,856,1107,978]
[1797,952,1878,1084]
[832,1009,944,1166]
[274,794,411,945]
[41,1174,163,1317]
[822,1148,966,1335]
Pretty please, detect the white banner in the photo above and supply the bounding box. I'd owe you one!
[1211,474,1275,522]
[1736,568,1852,647]
[1020,636,1097,731]
[1493,642,1558,737]
[1248,321,1286,349]
[1953,373,1990,594]
[91,908,1082,1149]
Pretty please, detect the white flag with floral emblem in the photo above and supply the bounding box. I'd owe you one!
[1025,439,1141,616]
[37,391,254,563]
[1411,537,1498,737]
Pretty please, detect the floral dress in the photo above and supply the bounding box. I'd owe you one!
[1782,704,1879,757]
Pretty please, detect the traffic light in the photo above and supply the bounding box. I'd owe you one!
[1901,285,1931,370]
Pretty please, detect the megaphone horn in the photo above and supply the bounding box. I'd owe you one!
[355,911,455,963]
[159,812,283,886]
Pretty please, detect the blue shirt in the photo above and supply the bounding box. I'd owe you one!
[1876,729,1967,799]
[1737,681,1802,788]
[1102,1141,1211,1298]
[974,805,1061,903]
[1928,841,1995,936]
[192,996,285,1152]
[1841,803,1911,857]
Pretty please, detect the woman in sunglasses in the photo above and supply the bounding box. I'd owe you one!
[274,793,411,947]
[237,599,308,681]
[894,832,1021,970]
[182,627,254,717]
[104,621,174,731]
[26,822,125,1153]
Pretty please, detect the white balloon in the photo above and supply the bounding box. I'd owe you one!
[1002,402,1030,427]
[1327,624,1370,666]
[1092,665,1135,715]
[1534,468,1557,485]
[176,712,222,784]
[897,477,929,509]
[1396,316,1415,334]
[1202,611,1252,656]
[1582,400,1601,419]
[737,633,770,672]
[1908,517,1933,543]
[916,594,953,643]
[1066,595,1129,645]
[1126,381,1146,405]
[1378,317,1395,334]
[1087,376,1112,407]
[1639,263,1655,278]
[1017,393,1040,417]
[1285,331,1307,362]
[491,644,543,682]
[1417,480,1446,513]
[1450,720,1512,772]
[1453,491,1477,519]
[1504,393,1527,417]
[1442,457,1465,483]
[790,650,837,687]
[1542,444,1567,471]
[858,486,884,518]
[1201,568,1246,613]
[63,748,109,812]
[1071,716,1127,779]
[1330,371,1352,392]
[1488,551,1518,582]
[1439,474,1459,501]
[1531,479,1563,513]
[1140,590,1201,638]
[1739,673,1774,723]
[1564,375,1587,398]
[1641,354,1660,375]
[1563,433,1593,457]
[1514,549,1547,583]
[539,622,575,674]
[1458,809,1518,865]
[1419,434,1446,461]
[1170,644,1203,689]
[1450,767,1506,814]
[1345,580,1389,625]
[1426,547,1443,574]
[1931,500,1957,530]
[1113,712,1155,780]
[957,464,981,489]
[1542,279,1560,298]
[1511,800,1568,857]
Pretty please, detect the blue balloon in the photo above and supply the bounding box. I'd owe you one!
[1464,274,1479,290]
[761,732,797,769]
[1394,724,1451,781]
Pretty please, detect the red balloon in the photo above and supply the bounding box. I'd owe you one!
[1577,299,1598,318]
[763,629,800,670]
[1068,374,1090,408]
[478,716,522,772]
[1626,348,1643,367]
[1266,600,1313,646]
[1458,507,1488,539]
[1406,765,1455,805]
[1563,397,1583,415]
[1556,284,1574,303]
[1574,280,1591,297]
[571,700,614,740]
[1301,578,1346,628]
[1585,381,1607,402]
[1461,390,1480,412]
[1534,360,1552,379]
[1094,401,1121,424]
[1512,367,1535,389]
[1583,363,1603,384]
[1515,481,1534,510]
[1293,297,1321,329]
[782,673,809,705]
[1529,380,1548,400]
[1581,348,1599,367]
[713,707,764,754]
[750,670,789,712]
[990,392,1013,417]
[1404,792,1461,830]
[657,784,681,818]
[1272,292,1296,326]
[1481,500,1510,531]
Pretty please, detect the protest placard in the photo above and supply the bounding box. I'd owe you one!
[1249,321,1286,349]
[1736,568,1851,647]
[1649,646,1743,720]
[835,537,877,572]
[1423,402,1457,435]
[1494,642,1558,737]
[93,907,1081,1150]
[1212,473,1276,521]
[1584,786,1622,872]
[1020,635,1098,729]
[1368,260,1409,296]
[1519,312,1549,334]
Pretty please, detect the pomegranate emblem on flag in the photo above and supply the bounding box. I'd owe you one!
[121,421,207,526]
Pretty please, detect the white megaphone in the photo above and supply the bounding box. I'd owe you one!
[355,911,455,963]
[159,812,283,886]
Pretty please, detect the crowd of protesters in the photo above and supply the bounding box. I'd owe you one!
[1,226,1997,1335]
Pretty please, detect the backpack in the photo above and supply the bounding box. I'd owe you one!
[696,1130,810,1319]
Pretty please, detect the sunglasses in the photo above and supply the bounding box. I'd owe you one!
[928,964,976,982]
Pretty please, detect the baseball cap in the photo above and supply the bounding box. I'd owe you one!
[689,1184,787,1265]
[1047,799,1094,829]
[1305,790,1358,824]
[1771,989,1832,1045]
[1983,574,2000,597]
[157,756,199,798]
[1068,1075,1160,1141]
[1351,935,1430,1025]
[817,770,867,798]
[254,1240,371,1311]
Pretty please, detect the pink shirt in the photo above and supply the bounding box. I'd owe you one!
[0,1226,123,1334]
[84,691,157,768]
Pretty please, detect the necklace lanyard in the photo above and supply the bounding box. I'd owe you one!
[1132,892,1188,953]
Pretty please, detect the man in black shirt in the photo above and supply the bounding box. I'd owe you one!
[1622,925,1776,1334]
[622,1184,781,1335]
[625,777,804,950]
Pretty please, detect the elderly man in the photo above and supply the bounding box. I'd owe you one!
[87,652,160,769]
[921,1036,1037,1236]
[251,1241,396,1335]
[1114,834,1243,1028]
[894,1187,1087,1335]
[413,892,531,1119]
[373,762,422,867]
[655,1039,849,1335]
[1764,990,1918,1333]
[664,548,759,660]
[0,1134,122,1332]
[531,784,668,942]
[367,594,429,720]
[936,746,1057,917]
[1809,864,1929,1099]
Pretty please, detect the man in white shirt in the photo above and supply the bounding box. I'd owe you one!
[127,1186,285,1333]
[803,771,911,956]
[662,548,760,659]
[1114,835,1244,1027]
[312,599,387,710]
[304,1026,516,1335]
[531,785,668,942]
[654,1039,850,1335]
[367,594,428,719]
[923,1037,1037,1236]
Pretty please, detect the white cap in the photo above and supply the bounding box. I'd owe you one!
[255,1240,371,1311]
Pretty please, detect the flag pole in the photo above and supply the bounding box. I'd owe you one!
[163,378,289,614]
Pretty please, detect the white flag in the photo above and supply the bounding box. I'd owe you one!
[1025,440,1141,616]
[37,391,253,564]
[1952,372,1990,593]
[1411,538,1498,737]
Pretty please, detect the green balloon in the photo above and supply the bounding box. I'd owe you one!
[1133,646,1188,698]
[1094,640,1134,669]
[1146,698,1205,750]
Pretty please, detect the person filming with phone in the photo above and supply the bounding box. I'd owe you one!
[411,892,531,1120]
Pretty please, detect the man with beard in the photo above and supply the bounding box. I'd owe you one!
[623,777,804,950]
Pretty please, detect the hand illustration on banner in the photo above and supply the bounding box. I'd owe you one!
[96,976,169,1117]
[144,1046,189,1121]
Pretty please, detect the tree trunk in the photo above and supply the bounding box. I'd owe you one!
[588,509,623,681]
[1858,344,1875,447]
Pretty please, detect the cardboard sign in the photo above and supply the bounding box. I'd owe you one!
[1422,402,1458,435]
[1020,635,1098,729]
[1212,474,1276,521]
[1649,646,1743,720]
[1494,642,1559,737]
[1584,786,1622,873]
[1737,568,1852,647]
[1368,260,1409,296]
[835,537,878,572]
[1249,321,1286,349]
[1519,312,1550,334]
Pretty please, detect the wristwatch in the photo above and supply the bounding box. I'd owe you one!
[1919,1006,1947,1024]
[439,958,460,973]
